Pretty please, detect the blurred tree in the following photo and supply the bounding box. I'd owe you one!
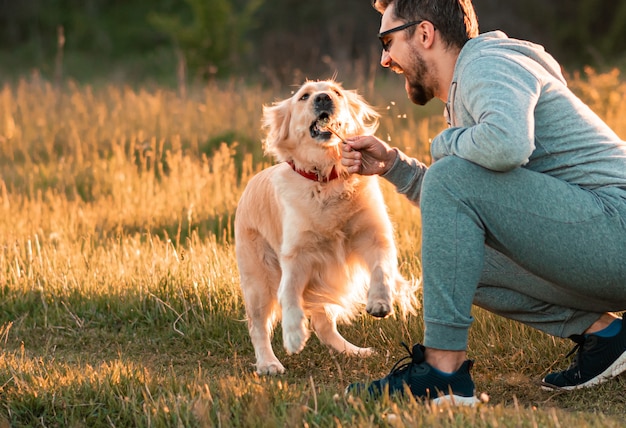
[514,0,626,67]
[0,0,625,84]
[148,0,264,79]
[0,0,177,80]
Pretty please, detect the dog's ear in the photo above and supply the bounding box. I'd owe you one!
[344,90,380,135]
[262,98,291,156]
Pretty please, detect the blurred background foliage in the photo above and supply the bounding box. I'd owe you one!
[0,0,625,87]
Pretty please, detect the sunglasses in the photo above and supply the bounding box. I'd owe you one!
[377,20,424,52]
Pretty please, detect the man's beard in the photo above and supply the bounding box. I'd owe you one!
[404,47,435,105]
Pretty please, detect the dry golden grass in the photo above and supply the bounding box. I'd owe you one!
[0,71,623,426]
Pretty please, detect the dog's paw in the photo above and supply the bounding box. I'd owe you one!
[340,346,376,357]
[357,347,376,357]
[256,360,286,375]
[366,300,393,318]
[283,329,310,355]
[282,308,310,354]
[282,323,310,355]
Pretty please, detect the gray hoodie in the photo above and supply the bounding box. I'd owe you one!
[384,31,626,203]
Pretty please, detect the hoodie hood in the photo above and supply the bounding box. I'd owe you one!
[454,31,566,85]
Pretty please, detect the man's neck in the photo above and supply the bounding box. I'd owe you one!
[435,48,461,103]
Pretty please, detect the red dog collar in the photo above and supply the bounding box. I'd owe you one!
[287,161,339,182]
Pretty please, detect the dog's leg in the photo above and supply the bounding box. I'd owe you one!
[311,311,374,356]
[243,286,285,375]
[366,263,395,318]
[359,241,416,318]
[352,230,400,318]
[348,221,398,318]
[238,233,285,375]
[277,262,311,355]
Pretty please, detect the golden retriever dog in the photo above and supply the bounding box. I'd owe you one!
[235,80,415,375]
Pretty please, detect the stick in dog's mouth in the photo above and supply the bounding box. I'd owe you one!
[325,125,347,144]
[317,117,346,144]
[318,117,373,171]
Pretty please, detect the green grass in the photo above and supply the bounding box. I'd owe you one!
[0,74,624,426]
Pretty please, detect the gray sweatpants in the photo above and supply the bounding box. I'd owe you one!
[419,156,626,351]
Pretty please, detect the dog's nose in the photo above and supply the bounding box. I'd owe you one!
[313,93,334,112]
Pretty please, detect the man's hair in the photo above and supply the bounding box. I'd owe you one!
[373,0,479,49]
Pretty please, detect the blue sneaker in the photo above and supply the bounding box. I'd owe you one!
[345,343,480,405]
[541,317,626,390]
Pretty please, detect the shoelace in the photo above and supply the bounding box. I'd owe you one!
[386,342,421,377]
[564,334,587,377]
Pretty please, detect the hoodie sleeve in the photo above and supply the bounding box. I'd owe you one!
[381,148,428,205]
[431,54,541,171]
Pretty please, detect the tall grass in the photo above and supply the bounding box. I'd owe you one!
[0,70,624,426]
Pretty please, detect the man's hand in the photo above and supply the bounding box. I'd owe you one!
[341,135,397,175]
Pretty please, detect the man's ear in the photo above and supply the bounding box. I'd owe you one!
[418,21,437,49]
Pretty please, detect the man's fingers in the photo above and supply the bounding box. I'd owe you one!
[342,143,360,159]
[341,145,362,173]
[341,153,361,167]
[345,135,369,149]
[347,165,360,174]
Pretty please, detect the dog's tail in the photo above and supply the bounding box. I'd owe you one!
[394,274,421,319]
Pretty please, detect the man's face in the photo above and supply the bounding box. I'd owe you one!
[379,8,436,105]
[403,45,435,105]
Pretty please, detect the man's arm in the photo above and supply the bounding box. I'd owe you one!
[431,55,540,171]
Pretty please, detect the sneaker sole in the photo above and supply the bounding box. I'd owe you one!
[541,349,626,391]
[432,394,481,406]
[344,387,481,406]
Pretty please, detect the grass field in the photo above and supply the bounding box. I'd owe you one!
[0,70,625,427]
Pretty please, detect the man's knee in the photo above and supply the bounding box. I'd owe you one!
[426,156,481,180]
[422,156,485,201]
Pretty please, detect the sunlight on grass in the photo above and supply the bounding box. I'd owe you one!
[0,72,624,426]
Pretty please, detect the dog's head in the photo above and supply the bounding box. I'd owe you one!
[262,80,379,168]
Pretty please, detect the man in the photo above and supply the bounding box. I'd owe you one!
[343,0,626,404]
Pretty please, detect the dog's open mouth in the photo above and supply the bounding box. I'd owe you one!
[310,113,334,139]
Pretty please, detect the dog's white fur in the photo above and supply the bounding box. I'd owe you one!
[235,80,416,375]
